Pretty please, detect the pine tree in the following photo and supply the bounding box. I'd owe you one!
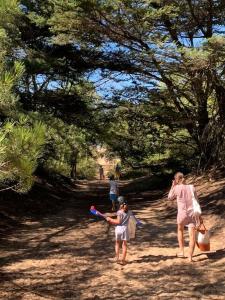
[0,0,47,192]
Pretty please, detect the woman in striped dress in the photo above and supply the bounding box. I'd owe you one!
[168,172,199,262]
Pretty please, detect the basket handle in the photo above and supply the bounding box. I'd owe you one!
[196,221,207,232]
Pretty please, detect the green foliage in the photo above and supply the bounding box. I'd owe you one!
[101,99,196,172]
[0,2,46,193]
[0,117,46,192]
[0,8,24,115]
[76,157,98,180]
[0,1,46,193]
[45,0,225,168]
[38,115,98,179]
[0,60,24,114]
[0,0,102,190]
[0,0,225,195]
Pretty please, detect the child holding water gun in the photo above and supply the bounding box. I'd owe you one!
[106,196,136,265]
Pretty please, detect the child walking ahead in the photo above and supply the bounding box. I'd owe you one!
[106,197,135,265]
[109,175,119,211]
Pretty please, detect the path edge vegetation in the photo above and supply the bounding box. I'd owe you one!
[0,1,225,193]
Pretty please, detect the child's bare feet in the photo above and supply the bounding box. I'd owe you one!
[108,257,119,263]
[176,253,185,258]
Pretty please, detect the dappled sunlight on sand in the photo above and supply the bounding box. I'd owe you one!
[0,178,225,299]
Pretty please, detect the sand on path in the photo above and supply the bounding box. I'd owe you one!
[0,179,224,300]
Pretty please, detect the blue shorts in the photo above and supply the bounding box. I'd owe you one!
[109,194,117,202]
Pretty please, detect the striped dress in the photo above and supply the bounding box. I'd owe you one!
[168,184,197,227]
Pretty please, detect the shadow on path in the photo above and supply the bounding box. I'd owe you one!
[0,178,224,299]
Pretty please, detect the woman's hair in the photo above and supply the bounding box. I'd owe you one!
[174,172,185,183]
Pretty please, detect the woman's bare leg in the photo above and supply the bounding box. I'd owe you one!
[188,227,196,262]
[177,223,184,256]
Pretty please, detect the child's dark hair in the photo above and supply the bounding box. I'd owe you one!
[123,203,128,212]
[120,199,128,212]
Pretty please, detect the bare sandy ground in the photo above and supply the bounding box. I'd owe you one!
[0,177,224,300]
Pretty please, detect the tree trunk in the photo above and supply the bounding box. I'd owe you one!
[70,150,79,179]
[215,85,225,122]
[70,160,77,179]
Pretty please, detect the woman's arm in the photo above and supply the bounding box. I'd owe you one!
[168,180,176,200]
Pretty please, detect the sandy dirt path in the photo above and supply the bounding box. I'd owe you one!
[0,179,224,300]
